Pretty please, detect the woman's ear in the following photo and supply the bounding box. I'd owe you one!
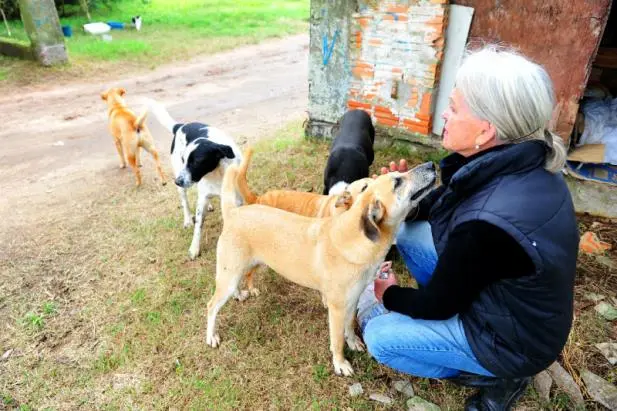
[476,121,497,146]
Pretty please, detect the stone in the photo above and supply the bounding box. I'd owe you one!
[584,292,606,303]
[580,369,617,410]
[393,379,415,398]
[348,382,363,397]
[369,393,394,405]
[406,396,441,411]
[596,342,617,365]
[533,371,553,402]
[546,362,585,407]
[595,302,617,321]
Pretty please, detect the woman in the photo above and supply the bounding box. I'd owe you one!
[356,46,579,410]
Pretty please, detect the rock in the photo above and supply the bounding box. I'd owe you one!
[584,292,606,303]
[112,373,141,391]
[546,362,585,407]
[393,379,415,398]
[1,349,13,361]
[596,342,617,365]
[406,396,441,411]
[580,369,617,410]
[533,370,553,402]
[595,302,617,321]
[348,382,363,397]
[369,393,394,405]
[594,255,617,270]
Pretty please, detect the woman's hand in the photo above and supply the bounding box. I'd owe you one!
[374,261,398,303]
[372,159,408,179]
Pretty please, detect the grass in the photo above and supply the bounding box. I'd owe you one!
[0,0,308,88]
[0,121,615,410]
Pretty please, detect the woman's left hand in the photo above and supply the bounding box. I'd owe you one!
[374,261,398,303]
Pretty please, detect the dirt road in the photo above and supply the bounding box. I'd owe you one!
[0,35,309,237]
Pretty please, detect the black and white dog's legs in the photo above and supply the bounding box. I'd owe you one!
[177,186,194,229]
[189,181,210,260]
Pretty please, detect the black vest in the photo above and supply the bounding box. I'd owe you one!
[429,141,579,378]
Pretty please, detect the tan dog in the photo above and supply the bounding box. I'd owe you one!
[206,160,436,376]
[101,87,167,186]
[234,148,373,301]
[235,147,370,218]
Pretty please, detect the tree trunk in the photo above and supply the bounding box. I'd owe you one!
[18,0,68,66]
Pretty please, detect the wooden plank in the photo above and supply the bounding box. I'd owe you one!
[451,0,612,144]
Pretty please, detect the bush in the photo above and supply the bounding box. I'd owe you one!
[0,0,117,20]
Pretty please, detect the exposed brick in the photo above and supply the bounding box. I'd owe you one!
[418,92,433,117]
[403,119,431,135]
[376,117,400,127]
[348,100,372,110]
[386,5,409,13]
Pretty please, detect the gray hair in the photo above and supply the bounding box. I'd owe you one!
[455,45,567,173]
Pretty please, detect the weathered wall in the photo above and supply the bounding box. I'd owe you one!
[307,0,448,139]
[451,0,612,142]
[307,0,355,138]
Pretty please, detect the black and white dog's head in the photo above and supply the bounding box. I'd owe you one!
[171,123,236,188]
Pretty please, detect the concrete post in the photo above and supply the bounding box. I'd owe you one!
[18,0,68,66]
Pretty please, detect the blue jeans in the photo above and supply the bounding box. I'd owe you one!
[359,221,494,378]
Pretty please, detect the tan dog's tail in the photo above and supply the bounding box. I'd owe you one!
[235,147,258,204]
[134,110,148,133]
[221,162,241,222]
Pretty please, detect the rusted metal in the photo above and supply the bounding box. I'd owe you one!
[452,0,612,143]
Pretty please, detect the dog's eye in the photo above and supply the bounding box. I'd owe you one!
[361,184,368,193]
[181,156,185,163]
[394,177,402,189]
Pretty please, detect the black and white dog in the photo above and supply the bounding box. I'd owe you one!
[148,99,242,260]
[323,110,375,195]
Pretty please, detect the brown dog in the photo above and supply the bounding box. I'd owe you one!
[101,87,167,186]
[206,159,436,376]
[235,147,365,218]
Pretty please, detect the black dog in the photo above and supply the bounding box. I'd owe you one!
[323,110,375,195]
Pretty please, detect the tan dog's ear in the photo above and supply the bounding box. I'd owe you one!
[334,190,353,209]
[118,88,126,96]
[361,198,385,242]
[101,92,108,101]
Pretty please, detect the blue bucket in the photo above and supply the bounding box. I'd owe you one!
[107,21,125,30]
[61,25,72,37]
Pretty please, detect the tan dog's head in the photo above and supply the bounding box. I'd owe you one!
[346,177,373,200]
[101,87,127,107]
[358,162,436,242]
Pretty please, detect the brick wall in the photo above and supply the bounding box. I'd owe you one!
[347,1,448,136]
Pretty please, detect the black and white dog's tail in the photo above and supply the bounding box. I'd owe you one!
[145,98,179,133]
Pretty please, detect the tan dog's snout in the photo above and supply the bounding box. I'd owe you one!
[406,161,437,202]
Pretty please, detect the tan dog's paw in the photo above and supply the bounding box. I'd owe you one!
[234,289,250,302]
[333,359,354,376]
[206,333,220,348]
[188,243,200,260]
[346,334,366,352]
[119,164,127,169]
[249,288,260,297]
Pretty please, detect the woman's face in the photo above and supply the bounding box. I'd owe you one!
[441,88,496,156]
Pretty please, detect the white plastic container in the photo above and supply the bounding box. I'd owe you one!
[83,22,111,35]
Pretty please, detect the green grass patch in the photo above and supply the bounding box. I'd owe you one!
[1,0,308,63]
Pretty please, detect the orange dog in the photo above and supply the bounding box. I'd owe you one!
[235,148,374,218]
[101,87,167,186]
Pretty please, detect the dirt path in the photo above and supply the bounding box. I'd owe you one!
[0,34,308,237]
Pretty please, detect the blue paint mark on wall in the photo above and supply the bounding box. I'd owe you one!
[322,29,340,66]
